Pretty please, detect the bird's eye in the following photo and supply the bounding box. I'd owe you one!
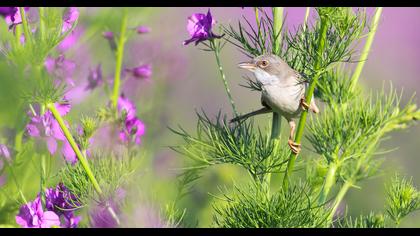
[259,60,269,68]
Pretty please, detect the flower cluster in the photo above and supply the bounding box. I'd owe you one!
[117,95,146,145]
[15,183,80,228]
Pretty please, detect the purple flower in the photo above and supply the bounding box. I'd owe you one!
[44,55,76,88]
[89,188,125,228]
[0,144,11,172]
[125,64,152,80]
[136,25,150,34]
[117,95,146,145]
[119,117,146,145]
[62,7,79,33]
[26,100,77,164]
[183,9,222,46]
[3,7,29,29]
[45,183,81,228]
[103,31,117,51]
[0,144,11,187]
[15,195,61,228]
[0,144,11,162]
[117,95,137,121]
[0,7,17,18]
[58,26,84,52]
[85,64,103,90]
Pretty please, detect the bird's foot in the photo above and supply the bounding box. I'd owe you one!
[288,139,301,154]
[300,97,310,111]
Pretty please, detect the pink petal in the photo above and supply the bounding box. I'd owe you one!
[46,137,57,155]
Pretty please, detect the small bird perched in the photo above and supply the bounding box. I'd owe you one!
[231,54,319,154]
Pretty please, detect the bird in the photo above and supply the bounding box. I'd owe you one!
[231,54,319,154]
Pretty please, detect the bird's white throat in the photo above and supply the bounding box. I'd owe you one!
[253,68,280,86]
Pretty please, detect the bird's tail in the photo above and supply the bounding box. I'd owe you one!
[230,107,272,123]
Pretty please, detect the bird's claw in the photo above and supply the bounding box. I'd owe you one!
[288,139,301,154]
[300,97,309,111]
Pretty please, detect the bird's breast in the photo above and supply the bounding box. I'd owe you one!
[261,83,304,118]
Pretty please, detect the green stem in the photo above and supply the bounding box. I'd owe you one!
[39,7,45,40]
[212,40,238,117]
[349,7,382,92]
[8,166,27,203]
[19,7,31,45]
[282,17,329,190]
[329,180,352,223]
[272,7,283,55]
[303,7,310,31]
[255,7,260,27]
[15,24,22,46]
[111,10,128,110]
[318,161,337,204]
[48,103,122,226]
[40,154,46,207]
[47,103,103,195]
[270,7,284,140]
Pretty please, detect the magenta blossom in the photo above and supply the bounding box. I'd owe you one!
[89,188,126,228]
[103,31,117,51]
[58,26,84,52]
[62,7,79,33]
[183,9,222,46]
[45,183,81,228]
[136,25,150,34]
[15,195,61,228]
[0,144,11,187]
[117,95,146,145]
[125,64,152,80]
[119,117,146,145]
[85,64,103,90]
[44,55,76,88]
[1,7,29,29]
[0,7,17,18]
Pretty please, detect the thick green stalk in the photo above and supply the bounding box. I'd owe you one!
[270,7,284,140]
[349,7,383,92]
[19,7,31,45]
[282,17,329,190]
[47,103,103,195]
[111,10,128,110]
[272,7,283,55]
[15,25,22,46]
[212,41,238,117]
[318,161,337,203]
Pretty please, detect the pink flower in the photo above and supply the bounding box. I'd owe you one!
[183,9,222,46]
[15,196,61,228]
[26,100,77,164]
[117,95,146,145]
[125,64,152,80]
[62,7,79,33]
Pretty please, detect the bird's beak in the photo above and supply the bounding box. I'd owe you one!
[238,62,256,71]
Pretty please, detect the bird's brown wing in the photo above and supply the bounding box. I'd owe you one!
[293,70,310,85]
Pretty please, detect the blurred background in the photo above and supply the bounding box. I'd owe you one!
[0,7,419,227]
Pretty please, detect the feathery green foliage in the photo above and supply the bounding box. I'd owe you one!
[171,111,290,181]
[386,175,420,226]
[59,152,137,207]
[213,182,330,228]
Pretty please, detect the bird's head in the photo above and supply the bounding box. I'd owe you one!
[238,54,290,85]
